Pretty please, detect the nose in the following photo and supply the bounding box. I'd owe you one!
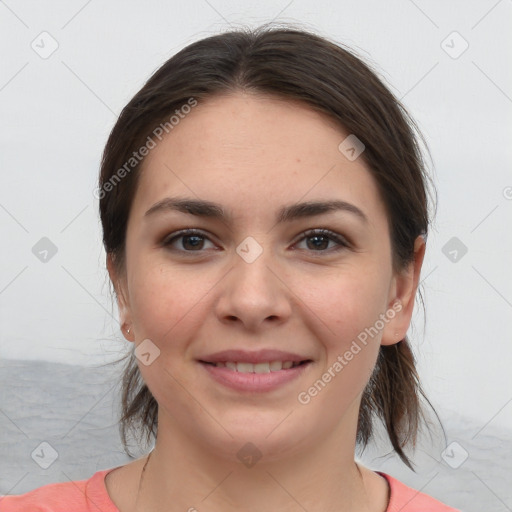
[214,241,292,331]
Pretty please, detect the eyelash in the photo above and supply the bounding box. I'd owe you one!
[161,228,350,255]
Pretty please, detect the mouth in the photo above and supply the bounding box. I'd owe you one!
[197,358,313,393]
[199,360,311,373]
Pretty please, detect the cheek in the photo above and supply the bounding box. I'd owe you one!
[299,268,389,350]
[295,269,388,401]
[128,261,213,350]
[297,281,383,413]
[128,264,214,406]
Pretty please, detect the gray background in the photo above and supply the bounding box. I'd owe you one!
[1,1,511,511]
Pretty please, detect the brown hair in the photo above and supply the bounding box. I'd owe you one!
[99,24,442,470]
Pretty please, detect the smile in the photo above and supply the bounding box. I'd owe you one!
[203,361,306,373]
[199,360,312,392]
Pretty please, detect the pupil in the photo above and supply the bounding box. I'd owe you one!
[183,235,203,250]
[308,235,328,250]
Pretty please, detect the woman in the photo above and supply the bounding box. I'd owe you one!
[0,25,460,511]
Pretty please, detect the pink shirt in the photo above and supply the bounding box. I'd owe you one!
[0,467,459,511]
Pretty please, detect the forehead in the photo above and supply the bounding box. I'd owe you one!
[130,93,386,225]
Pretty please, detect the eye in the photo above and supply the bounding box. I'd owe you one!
[162,229,216,252]
[161,228,350,254]
[294,229,350,253]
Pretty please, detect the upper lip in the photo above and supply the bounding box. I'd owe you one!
[198,349,311,364]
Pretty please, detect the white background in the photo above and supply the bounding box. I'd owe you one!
[1,0,511,507]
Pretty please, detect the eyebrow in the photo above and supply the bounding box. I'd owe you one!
[144,197,368,224]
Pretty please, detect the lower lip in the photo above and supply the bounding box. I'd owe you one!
[199,362,312,392]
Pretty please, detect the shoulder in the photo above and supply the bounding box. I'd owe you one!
[0,468,120,512]
[377,472,460,512]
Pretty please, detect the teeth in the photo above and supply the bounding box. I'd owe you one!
[236,362,254,373]
[269,361,283,371]
[254,362,270,373]
[212,360,301,372]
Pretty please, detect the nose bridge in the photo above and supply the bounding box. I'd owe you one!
[232,234,277,294]
[216,234,291,326]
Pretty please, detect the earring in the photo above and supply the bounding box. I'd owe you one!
[126,327,131,334]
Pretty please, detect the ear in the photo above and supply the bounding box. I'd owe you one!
[106,253,134,342]
[381,235,426,346]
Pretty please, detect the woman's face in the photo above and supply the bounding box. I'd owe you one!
[109,93,422,462]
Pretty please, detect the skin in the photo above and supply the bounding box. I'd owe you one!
[105,93,425,512]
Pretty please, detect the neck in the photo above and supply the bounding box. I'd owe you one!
[134,411,379,512]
